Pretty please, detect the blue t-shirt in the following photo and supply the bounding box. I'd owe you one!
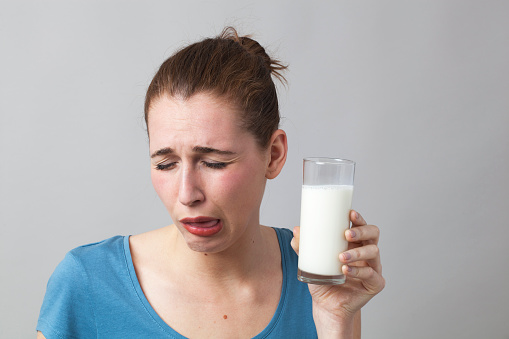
[37,227,317,338]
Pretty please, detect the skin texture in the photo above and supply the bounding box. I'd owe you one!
[38,92,384,338]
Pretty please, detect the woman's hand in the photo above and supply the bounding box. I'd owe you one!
[290,210,385,337]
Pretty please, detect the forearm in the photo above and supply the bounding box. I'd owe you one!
[313,302,361,339]
[353,310,361,339]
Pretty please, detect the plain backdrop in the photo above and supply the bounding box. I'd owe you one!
[1,1,508,338]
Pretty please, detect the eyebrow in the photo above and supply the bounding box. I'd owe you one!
[150,146,236,158]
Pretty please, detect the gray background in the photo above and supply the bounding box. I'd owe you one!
[1,1,508,338]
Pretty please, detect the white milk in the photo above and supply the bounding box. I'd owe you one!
[298,185,353,276]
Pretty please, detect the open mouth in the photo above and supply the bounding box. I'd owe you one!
[179,217,223,237]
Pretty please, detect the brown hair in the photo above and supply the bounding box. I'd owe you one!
[144,27,287,148]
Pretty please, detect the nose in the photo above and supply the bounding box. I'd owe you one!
[178,166,205,206]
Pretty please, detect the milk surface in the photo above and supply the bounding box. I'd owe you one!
[298,185,353,276]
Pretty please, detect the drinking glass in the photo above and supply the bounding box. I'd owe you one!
[297,157,355,285]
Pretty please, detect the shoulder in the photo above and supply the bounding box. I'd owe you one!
[61,235,128,276]
[272,226,294,257]
[37,236,127,337]
[46,235,125,285]
[42,236,126,283]
[68,235,125,260]
[273,226,293,240]
[43,235,127,296]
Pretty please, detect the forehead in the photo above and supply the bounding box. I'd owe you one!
[147,92,247,150]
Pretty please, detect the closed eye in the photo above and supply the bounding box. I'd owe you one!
[203,161,228,169]
[155,161,229,170]
[156,162,177,170]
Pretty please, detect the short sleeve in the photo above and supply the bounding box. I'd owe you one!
[37,252,96,339]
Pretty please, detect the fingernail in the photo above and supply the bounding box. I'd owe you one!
[346,265,352,272]
[355,211,360,220]
[348,230,356,238]
[342,252,351,261]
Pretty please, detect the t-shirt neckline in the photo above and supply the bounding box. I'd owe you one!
[123,227,289,338]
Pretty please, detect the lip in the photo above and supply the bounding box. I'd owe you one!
[179,216,223,237]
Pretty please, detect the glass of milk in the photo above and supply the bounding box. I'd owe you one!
[297,157,355,285]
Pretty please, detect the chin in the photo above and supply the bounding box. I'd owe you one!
[175,225,225,252]
[184,237,228,254]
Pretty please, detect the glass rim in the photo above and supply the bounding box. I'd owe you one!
[303,157,355,165]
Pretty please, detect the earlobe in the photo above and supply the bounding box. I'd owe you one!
[265,129,288,179]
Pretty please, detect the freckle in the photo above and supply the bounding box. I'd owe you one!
[223,314,228,319]
[204,253,208,256]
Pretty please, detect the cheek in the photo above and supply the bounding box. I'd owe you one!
[216,165,266,203]
[151,171,162,192]
[151,171,172,202]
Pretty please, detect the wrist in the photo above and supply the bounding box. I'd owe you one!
[312,301,356,339]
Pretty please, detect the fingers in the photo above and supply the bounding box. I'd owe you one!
[340,244,378,263]
[290,226,300,255]
[345,224,380,245]
[342,264,386,294]
[340,244,382,273]
[350,210,367,227]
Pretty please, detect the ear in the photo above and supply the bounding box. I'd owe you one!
[265,129,288,179]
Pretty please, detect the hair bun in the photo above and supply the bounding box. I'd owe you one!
[220,27,287,84]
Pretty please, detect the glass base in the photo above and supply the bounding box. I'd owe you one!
[297,269,346,285]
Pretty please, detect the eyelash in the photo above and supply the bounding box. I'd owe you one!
[155,161,228,171]
[204,162,228,169]
[156,162,176,171]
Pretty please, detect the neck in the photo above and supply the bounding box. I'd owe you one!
[166,223,278,285]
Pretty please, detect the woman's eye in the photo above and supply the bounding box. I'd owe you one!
[204,161,228,169]
[156,162,177,170]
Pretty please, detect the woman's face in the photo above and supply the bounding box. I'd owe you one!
[148,92,270,253]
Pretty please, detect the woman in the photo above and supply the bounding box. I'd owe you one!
[37,27,384,338]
